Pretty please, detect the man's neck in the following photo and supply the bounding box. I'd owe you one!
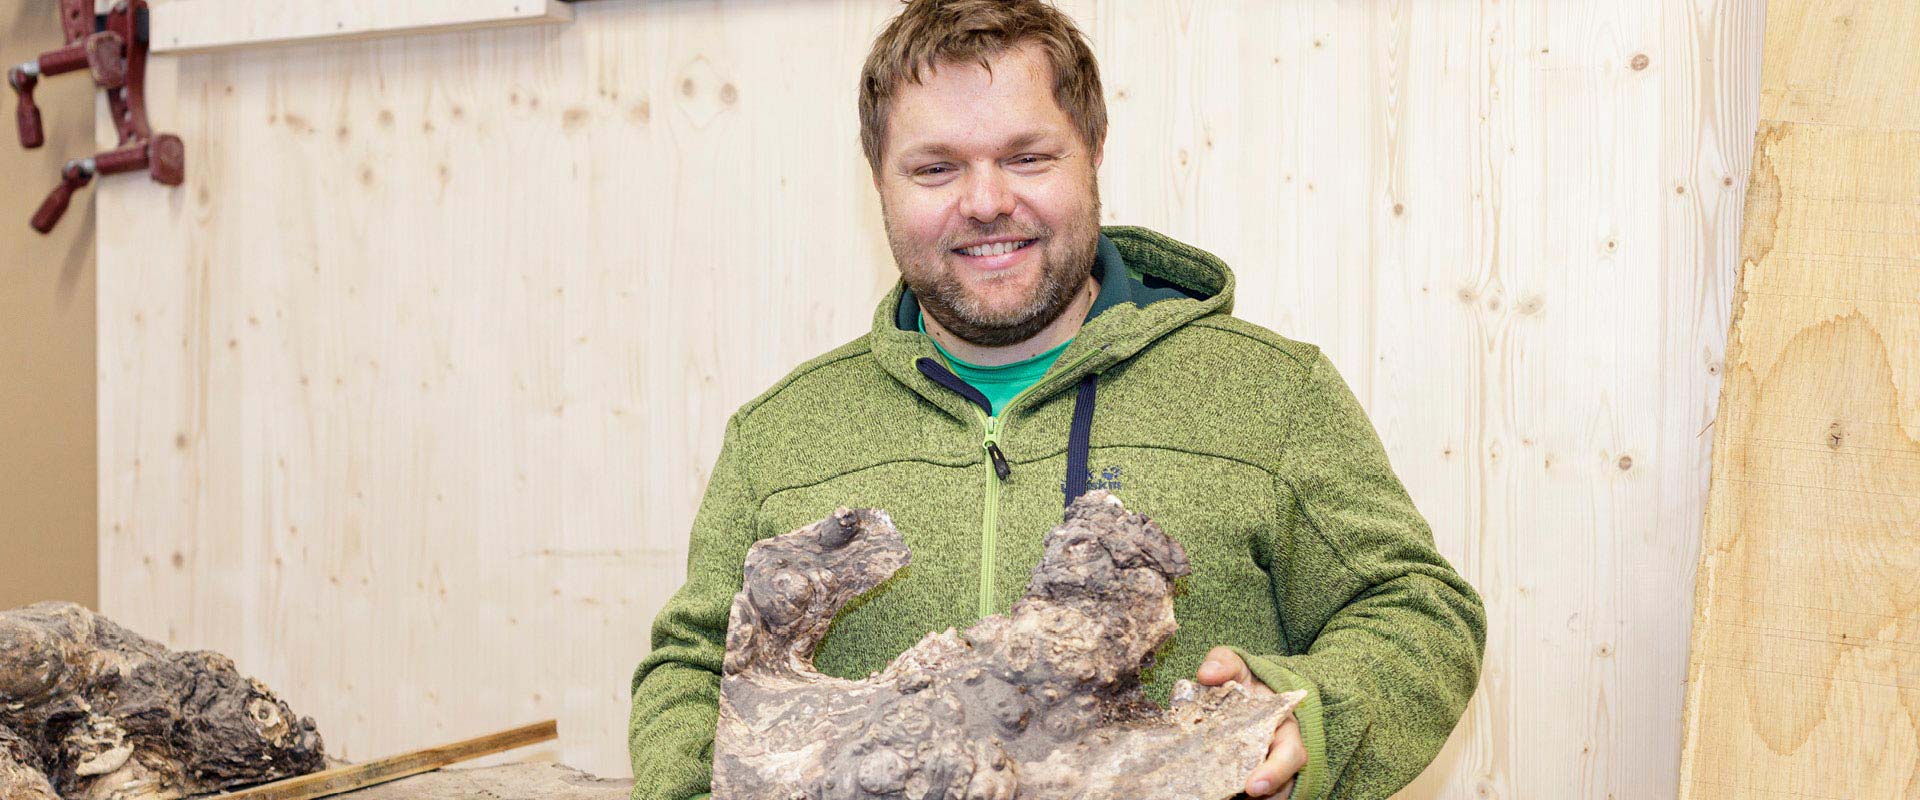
[922,277,1101,367]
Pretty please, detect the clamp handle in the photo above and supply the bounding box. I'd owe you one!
[9,67,42,148]
[31,160,93,233]
[91,134,183,183]
[10,30,126,150]
[28,135,182,233]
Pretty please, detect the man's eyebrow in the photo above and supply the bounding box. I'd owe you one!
[897,131,1062,162]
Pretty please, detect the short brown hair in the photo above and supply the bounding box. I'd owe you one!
[858,0,1107,176]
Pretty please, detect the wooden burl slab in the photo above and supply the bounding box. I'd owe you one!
[0,602,325,800]
[715,490,1303,800]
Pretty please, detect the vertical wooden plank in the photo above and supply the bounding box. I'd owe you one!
[1679,2,1920,797]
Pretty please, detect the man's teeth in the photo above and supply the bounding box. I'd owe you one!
[956,239,1034,257]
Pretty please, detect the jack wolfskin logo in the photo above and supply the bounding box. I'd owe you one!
[1062,464,1124,493]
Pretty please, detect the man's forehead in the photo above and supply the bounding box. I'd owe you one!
[918,42,1051,89]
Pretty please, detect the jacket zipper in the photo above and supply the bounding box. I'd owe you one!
[959,348,1104,619]
[975,407,1005,619]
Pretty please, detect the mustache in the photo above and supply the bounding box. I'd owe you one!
[944,224,1049,249]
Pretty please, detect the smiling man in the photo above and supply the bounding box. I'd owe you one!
[876,35,1104,363]
[628,3,1485,799]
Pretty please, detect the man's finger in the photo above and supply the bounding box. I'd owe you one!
[1247,717,1306,797]
[1196,645,1251,686]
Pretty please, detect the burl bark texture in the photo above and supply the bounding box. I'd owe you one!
[0,602,325,800]
[715,491,1304,800]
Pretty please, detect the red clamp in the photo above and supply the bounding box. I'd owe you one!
[10,0,182,233]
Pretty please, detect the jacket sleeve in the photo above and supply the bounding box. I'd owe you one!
[1229,351,1486,800]
[629,413,757,800]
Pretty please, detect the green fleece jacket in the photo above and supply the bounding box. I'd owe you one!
[628,226,1485,800]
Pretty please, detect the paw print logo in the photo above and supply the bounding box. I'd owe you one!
[1099,466,1123,482]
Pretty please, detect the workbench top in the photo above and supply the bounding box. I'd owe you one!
[293,762,631,800]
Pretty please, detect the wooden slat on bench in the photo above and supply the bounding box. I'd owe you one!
[215,720,559,800]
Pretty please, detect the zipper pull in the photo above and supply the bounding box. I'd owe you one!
[985,441,1011,481]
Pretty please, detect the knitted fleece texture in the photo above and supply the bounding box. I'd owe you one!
[627,226,1486,800]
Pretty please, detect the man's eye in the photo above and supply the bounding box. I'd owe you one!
[918,165,952,176]
[1014,155,1045,165]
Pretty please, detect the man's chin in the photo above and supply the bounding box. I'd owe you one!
[943,256,1034,285]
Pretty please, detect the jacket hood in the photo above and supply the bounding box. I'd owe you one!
[867,225,1238,422]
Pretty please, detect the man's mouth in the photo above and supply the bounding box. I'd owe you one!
[952,238,1038,258]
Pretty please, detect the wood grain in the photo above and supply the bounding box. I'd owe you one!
[1677,1,1920,797]
[94,1,1764,794]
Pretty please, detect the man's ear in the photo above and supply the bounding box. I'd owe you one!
[1092,140,1104,171]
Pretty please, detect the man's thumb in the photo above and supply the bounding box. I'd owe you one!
[1199,646,1248,684]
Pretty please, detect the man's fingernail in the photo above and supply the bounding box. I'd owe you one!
[1250,779,1272,795]
[1203,660,1221,673]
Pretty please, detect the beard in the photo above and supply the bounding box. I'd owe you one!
[884,181,1101,348]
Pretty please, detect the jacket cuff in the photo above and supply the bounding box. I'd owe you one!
[1228,646,1328,800]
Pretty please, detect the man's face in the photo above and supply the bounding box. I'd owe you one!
[876,43,1104,347]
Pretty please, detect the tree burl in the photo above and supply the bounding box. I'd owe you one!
[716,491,1303,799]
[0,602,324,800]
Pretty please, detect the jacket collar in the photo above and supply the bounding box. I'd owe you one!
[869,225,1236,422]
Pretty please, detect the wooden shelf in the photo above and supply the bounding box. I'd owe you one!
[149,0,574,55]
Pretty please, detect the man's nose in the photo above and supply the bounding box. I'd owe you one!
[957,166,1016,223]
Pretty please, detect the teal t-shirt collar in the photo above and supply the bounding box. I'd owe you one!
[916,306,1074,417]
[916,305,1073,370]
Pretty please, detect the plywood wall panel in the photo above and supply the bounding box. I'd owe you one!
[97,1,1764,793]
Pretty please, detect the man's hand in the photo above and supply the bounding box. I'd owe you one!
[1197,646,1306,798]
